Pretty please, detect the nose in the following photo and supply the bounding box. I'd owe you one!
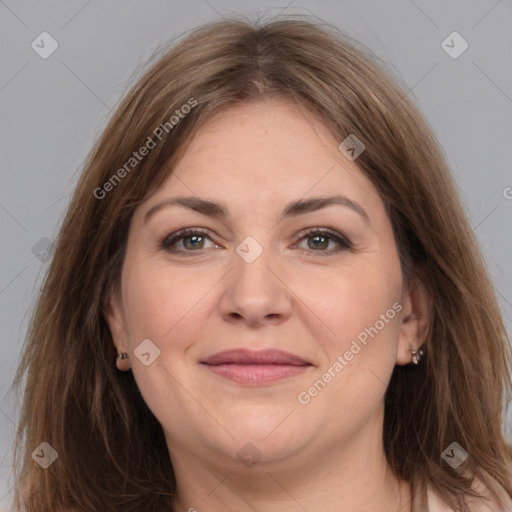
[218,239,293,328]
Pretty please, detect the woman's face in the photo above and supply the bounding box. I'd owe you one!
[107,98,418,472]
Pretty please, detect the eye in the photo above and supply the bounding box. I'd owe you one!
[159,226,352,257]
[159,228,217,255]
[293,227,352,256]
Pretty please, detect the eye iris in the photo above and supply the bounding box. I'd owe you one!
[184,234,204,250]
[167,230,342,253]
[309,234,328,250]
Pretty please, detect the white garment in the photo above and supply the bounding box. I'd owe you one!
[426,477,512,512]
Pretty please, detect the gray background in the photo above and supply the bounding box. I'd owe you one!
[1,0,511,509]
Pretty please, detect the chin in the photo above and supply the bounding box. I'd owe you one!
[217,420,312,462]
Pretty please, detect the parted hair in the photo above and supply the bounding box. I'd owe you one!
[11,13,512,512]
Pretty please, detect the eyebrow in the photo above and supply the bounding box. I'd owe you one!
[143,194,370,224]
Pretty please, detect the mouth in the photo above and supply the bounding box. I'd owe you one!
[200,348,313,385]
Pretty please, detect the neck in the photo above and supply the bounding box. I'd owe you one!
[168,407,411,512]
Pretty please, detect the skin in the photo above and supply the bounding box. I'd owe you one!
[106,98,432,512]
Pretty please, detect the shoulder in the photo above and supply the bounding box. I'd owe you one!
[427,475,512,512]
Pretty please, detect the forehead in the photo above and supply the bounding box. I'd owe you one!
[142,99,382,217]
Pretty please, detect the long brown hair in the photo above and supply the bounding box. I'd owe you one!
[11,13,512,512]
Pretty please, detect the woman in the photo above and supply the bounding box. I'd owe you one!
[12,14,512,512]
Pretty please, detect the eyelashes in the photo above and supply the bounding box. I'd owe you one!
[158,226,353,257]
[295,227,353,253]
[159,227,214,255]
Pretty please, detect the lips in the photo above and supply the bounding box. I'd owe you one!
[200,348,311,366]
[200,348,312,385]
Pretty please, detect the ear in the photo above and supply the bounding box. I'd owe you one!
[396,268,433,366]
[103,287,131,371]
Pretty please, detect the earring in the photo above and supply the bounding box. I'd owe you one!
[410,345,424,365]
[116,352,131,371]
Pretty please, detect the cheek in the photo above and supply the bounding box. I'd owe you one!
[120,261,213,432]
[294,269,402,423]
[121,257,214,342]
[296,249,403,369]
